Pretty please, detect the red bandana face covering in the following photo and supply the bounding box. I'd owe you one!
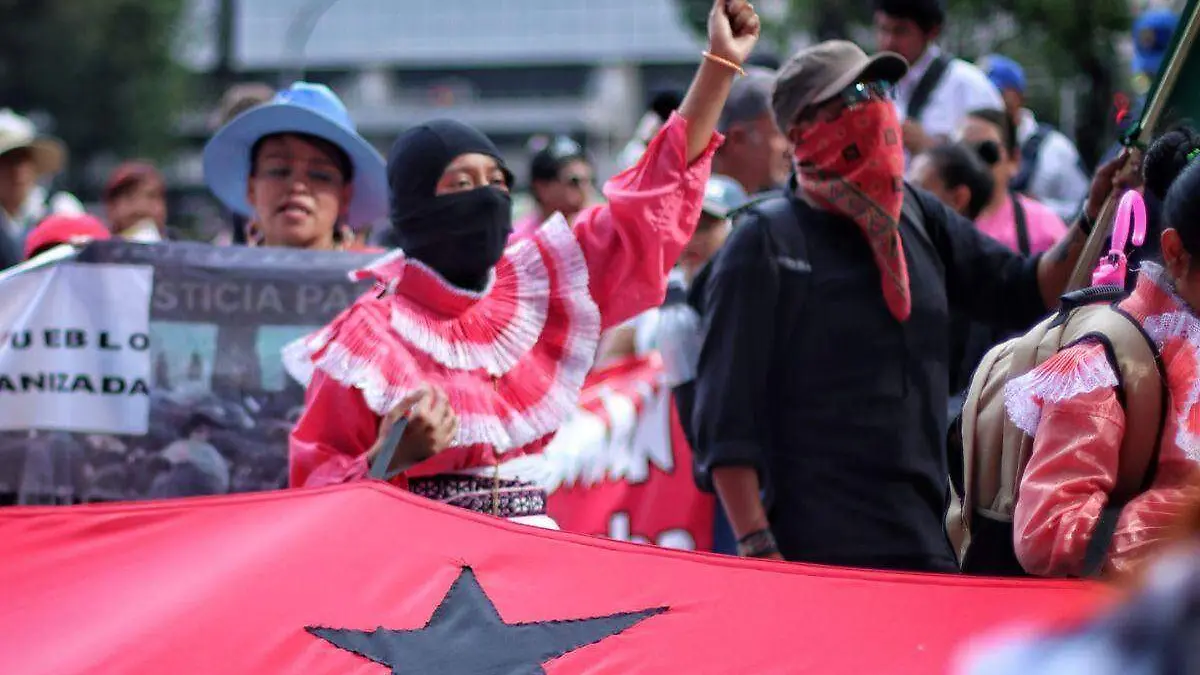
[794,98,910,321]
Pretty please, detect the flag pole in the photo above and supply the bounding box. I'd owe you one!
[1066,3,1200,291]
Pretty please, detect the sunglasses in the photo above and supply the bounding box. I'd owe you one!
[796,80,892,124]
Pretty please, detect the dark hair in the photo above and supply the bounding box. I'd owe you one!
[921,143,995,219]
[649,89,684,122]
[967,108,1019,155]
[1163,160,1200,256]
[528,135,588,184]
[181,413,220,438]
[249,132,353,182]
[1144,125,1200,202]
[104,161,164,203]
[874,0,945,32]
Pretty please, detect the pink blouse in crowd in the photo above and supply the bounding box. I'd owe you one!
[284,113,721,488]
[975,194,1067,254]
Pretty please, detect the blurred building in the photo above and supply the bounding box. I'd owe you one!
[172,0,707,191]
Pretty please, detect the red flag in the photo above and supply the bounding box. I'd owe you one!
[0,484,1102,674]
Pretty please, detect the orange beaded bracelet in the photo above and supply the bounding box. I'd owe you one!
[702,51,746,76]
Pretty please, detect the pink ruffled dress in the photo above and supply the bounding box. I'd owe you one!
[1005,263,1200,576]
[283,113,720,521]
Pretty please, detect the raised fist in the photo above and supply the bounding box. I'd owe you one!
[708,0,761,67]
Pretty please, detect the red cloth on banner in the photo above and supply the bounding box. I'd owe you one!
[0,483,1102,674]
[545,356,715,550]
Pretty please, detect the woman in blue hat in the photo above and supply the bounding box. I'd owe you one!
[284,0,761,525]
[203,82,388,251]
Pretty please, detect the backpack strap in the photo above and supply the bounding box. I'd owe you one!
[1011,123,1053,193]
[900,183,935,250]
[905,53,952,122]
[1011,194,1031,256]
[750,196,811,333]
[996,287,1137,517]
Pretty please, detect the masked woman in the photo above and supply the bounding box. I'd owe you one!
[284,0,761,525]
[203,81,388,251]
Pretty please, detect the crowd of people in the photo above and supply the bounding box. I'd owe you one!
[7,0,1200,639]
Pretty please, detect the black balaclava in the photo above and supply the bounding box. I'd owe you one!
[387,120,515,292]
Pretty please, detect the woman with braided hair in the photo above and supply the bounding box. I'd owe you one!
[1005,136,1200,578]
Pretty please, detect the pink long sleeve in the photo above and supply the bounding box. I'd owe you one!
[288,370,380,488]
[1011,343,1126,577]
[572,112,722,330]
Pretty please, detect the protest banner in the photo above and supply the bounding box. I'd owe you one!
[0,241,716,551]
[0,240,374,505]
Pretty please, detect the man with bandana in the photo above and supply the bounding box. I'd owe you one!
[689,40,1129,569]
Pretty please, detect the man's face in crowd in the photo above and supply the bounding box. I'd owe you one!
[958,117,1015,189]
[680,212,730,282]
[0,148,37,214]
[107,177,167,235]
[532,158,595,223]
[873,12,936,66]
[724,113,791,192]
[247,134,352,249]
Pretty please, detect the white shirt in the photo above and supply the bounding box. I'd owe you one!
[628,268,700,387]
[1,185,84,240]
[1015,109,1090,222]
[894,45,1005,142]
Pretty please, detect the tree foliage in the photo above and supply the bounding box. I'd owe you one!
[677,0,1133,164]
[0,0,194,190]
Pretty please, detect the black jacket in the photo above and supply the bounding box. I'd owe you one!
[690,185,1047,572]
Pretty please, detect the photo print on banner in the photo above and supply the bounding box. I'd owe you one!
[0,242,372,506]
[0,240,716,553]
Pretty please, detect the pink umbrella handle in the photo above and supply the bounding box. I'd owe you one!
[1091,190,1147,287]
[1113,189,1147,248]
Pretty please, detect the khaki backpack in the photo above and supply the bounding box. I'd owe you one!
[948,287,1166,577]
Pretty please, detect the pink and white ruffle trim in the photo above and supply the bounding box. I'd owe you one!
[1003,343,1119,436]
[282,214,602,453]
[1143,309,1200,460]
[387,234,548,377]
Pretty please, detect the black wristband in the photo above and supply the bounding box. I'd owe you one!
[736,528,780,558]
[1077,212,1095,236]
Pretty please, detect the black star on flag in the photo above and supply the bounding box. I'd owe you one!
[307,567,667,674]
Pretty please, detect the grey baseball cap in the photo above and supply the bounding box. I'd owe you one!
[771,40,908,133]
[717,67,776,132]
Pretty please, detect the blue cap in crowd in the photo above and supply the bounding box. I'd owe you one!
[1133,9,1179,77]
[701,175,750,220]
[980,54,1026,94]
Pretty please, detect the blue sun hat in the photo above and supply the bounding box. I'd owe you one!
[202,82,388,227]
